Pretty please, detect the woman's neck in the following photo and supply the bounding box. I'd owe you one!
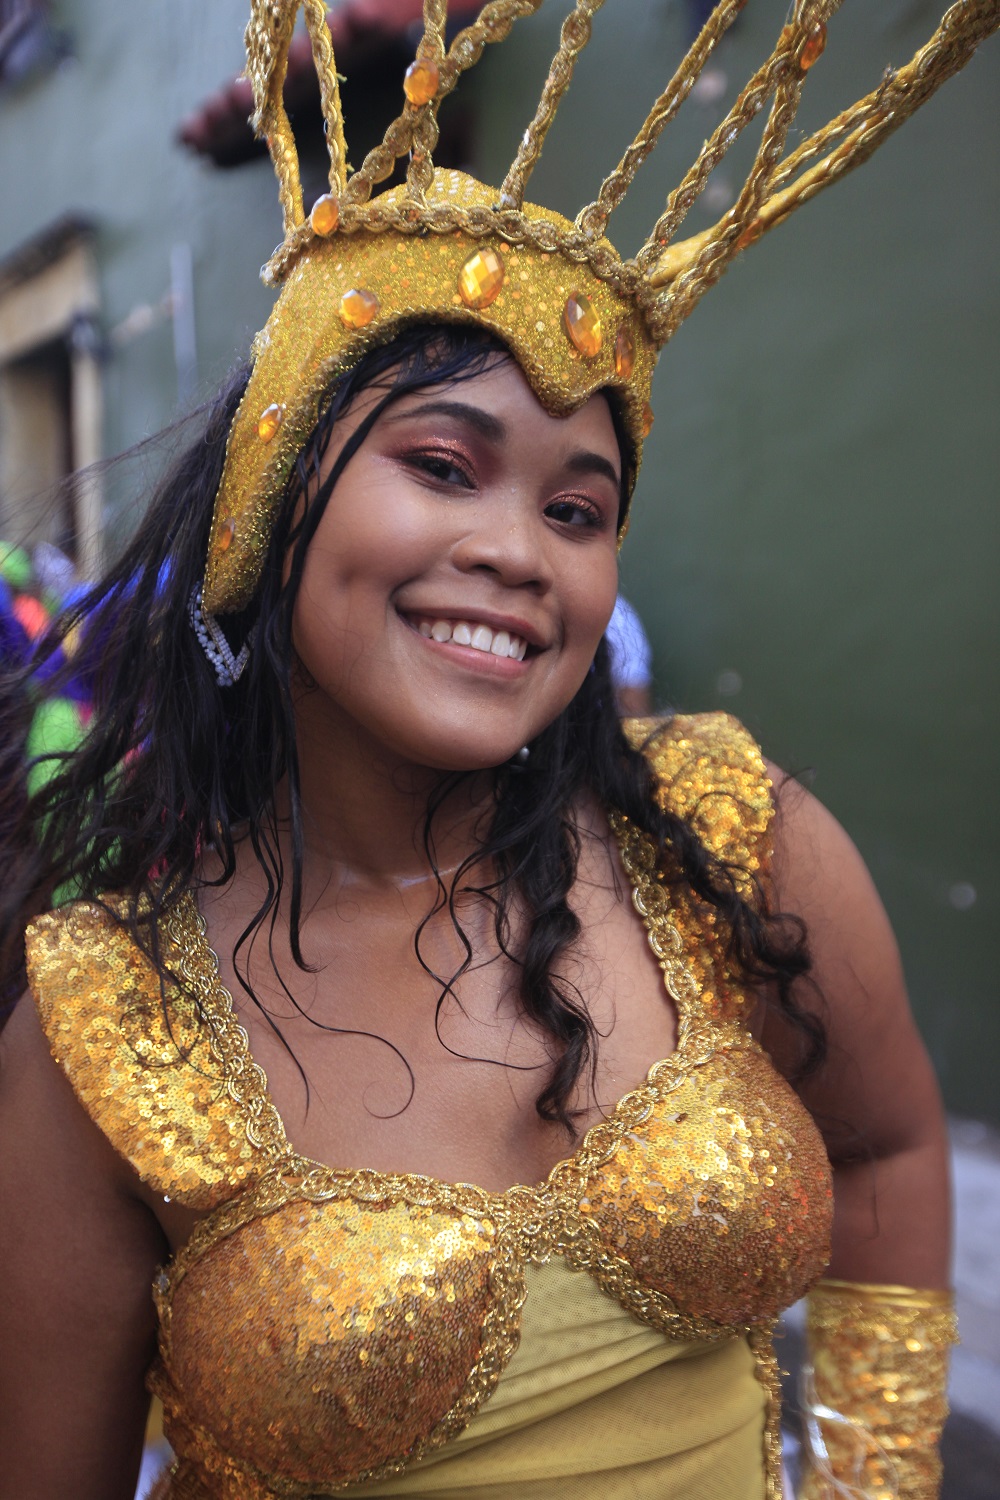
[276,684,496,901]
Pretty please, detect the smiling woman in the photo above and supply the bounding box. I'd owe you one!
[291,358,620,776]
[1,1,996,1498]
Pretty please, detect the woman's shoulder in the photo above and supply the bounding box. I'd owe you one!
[24,893,259,1210]
[25,894,170,1050]
[622,711,773,879]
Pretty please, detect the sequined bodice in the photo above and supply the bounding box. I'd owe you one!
[27,715,833,1499]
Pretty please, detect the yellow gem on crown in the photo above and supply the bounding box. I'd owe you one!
[257,403,284,442]
[457,248,505,310]
[403,58,439,107]
[563,292,602,358]
[309,193,340,236]
[339,288,379,328]
[614,325,636,379]
[642,403,654,438]
[218,517,237,552]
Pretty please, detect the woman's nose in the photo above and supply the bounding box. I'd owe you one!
[452,503,553,590]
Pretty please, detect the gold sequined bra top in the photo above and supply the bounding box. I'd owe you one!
[27,714,832,1498]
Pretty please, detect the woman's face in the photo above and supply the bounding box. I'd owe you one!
[290,354,622,772]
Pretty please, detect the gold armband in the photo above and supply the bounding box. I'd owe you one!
[799,1278,957,1500]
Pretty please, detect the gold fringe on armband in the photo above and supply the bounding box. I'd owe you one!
[799,1278,958,1500]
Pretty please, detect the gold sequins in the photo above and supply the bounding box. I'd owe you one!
[802,1280,957,1498]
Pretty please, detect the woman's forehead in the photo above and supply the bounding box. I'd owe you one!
[370,355,621,452]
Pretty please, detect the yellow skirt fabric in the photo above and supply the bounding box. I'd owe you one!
[335,1259,769,1499]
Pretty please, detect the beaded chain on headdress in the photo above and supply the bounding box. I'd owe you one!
[200,0,999,621]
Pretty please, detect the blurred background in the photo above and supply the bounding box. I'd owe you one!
[0,1,996,1493]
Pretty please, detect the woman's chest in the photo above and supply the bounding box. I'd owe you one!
[202,847,676,1195]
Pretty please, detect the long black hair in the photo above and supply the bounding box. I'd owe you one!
[0,323,822,1132]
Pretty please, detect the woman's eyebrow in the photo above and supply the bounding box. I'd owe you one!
[563,451,621,491]
[381,399,506,444]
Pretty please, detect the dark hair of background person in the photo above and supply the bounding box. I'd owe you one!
[0,323,824,1135]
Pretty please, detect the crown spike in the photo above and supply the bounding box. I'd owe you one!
[575,0,745,242]
[342,0,542,207]
[643,0,1000,344]
[245,0,349,228]
[245,0,307,234]
[635,1,837,276]
[498,0,607,211]
[302,0,348,196]
[768,0,1000,202]
[404,0,450,202]
[645,54,809,337]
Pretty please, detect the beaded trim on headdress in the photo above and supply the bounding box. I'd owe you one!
[202,0,1000,615]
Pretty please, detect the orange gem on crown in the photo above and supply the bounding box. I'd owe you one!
[218,517,237,552]
[800,23,827,70]
[457,248,506,310]
[309,193,340,236]
[339,288,379,328]
[563,293,602,358]
[614,326,636,379]
[257,403,284,442]
[403,58,440,107]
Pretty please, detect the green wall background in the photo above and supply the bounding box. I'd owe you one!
[1,2,997,1118]
[475,2,1000,1122]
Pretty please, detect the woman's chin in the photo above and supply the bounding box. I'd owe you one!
[415,741,528,775]
[371,724,531,776]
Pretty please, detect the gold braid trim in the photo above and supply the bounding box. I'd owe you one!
[799,1278,958,1500]
[340,0,543,209]
[499,0,608,210]
[647,0,1000,340]
[576,0,747,240]
[262,183,648,295]
[404,0,448,202]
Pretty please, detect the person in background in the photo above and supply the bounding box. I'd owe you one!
[606,593,654,718]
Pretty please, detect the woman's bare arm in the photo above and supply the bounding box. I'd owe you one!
[0,995,167,1500]
[762,769,950,1289]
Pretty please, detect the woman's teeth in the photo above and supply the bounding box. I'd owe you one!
[415,618,528,660]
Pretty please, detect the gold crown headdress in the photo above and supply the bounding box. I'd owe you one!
[202,0,1000,615]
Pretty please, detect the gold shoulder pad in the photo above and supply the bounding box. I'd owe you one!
[26,898,261,1210]
[623,711,774,894]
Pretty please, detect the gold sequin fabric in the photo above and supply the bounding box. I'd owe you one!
[203,171,657,615]
[27,713,833,1498]
[25,898,278,1211]
[800,1279,958,1500]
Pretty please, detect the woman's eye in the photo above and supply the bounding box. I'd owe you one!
[408,452,473,487]
[546,497,603,528]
